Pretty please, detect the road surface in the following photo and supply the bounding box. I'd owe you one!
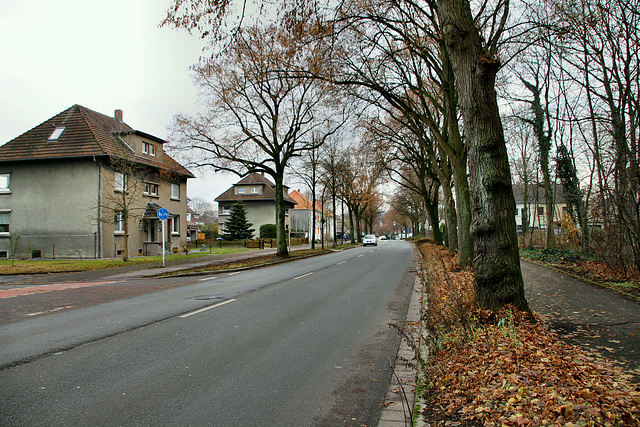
[0,240,416,426]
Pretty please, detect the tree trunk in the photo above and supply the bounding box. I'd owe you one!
[311,188,317,250]
[441,178,458,252]
[426,199,444,245]
[451,153,473,265]
[443,51,473,266]
[274,176,289,257]
[438,0,530,312]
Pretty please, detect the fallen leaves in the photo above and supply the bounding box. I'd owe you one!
[417,240,640,426]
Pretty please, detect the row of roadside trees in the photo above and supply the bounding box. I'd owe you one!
[161,0,639,311]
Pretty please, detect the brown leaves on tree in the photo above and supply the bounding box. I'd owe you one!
[417,240,639,426]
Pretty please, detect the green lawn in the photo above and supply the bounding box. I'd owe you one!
[0,248,248,275]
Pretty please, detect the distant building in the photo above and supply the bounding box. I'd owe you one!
[215,172,296,237]
[513,184,568,231]
[0,104,194,258]
[288,189,334,241]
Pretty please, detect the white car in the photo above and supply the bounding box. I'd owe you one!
[362,234,377,246]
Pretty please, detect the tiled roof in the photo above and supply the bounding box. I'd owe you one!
[215,172,297,205]
[289,189,323,211]
[512,184,566,204]
[0,104,193,178]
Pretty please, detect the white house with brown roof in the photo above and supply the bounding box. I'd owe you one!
[215,173,296,237]
[288,189,334,242]
[513,184,568,231]
[0,104,194,259]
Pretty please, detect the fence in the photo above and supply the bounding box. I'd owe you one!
[193,238,309,251]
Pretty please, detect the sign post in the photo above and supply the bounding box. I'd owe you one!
[157,208,169,267]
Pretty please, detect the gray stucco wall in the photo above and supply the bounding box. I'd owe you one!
[0,159,100,258]
[218,200,292,238]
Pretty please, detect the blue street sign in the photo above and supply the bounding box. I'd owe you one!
[157,208,169,220]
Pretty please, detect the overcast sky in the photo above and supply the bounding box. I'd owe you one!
[0,0,238,203]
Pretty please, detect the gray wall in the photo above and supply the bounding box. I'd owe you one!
[0,158,100,258]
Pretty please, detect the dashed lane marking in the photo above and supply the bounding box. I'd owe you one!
[179,299,237,318]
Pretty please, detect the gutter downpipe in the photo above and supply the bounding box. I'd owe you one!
[93,156,101,259]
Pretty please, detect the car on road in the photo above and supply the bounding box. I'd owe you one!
[362,234,377,246]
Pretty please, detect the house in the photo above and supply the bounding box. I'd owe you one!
[288,189,334,242]
[186,207,200,242]
[215,172,296,237]
[513,184,568,231]
[0,104,194,259]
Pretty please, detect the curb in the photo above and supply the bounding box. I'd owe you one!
[378,262,424,426]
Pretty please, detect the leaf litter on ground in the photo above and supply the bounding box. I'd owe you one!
[417,240,640,426]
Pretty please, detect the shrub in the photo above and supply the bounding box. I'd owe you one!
[260,224,277,239]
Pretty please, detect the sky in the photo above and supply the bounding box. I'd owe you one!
[0,0,237,203]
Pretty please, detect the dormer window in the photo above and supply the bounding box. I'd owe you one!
[48,127,65,141]
[142,142,156,156]
[237,187,246,194]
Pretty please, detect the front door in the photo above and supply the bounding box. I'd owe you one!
[147,219,157,242]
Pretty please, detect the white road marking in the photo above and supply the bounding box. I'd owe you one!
[336,261,347,265]
[179,299,237,318]
[294,272,313,280]
[199,276,218,281]
[227,272,241,276]
[357,254,364,258]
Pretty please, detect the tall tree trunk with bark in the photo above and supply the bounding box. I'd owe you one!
[438,0,530,311]
[274,175,289,257]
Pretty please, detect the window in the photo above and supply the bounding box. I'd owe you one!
[114,212,124,233]
[538,207,545,216]
[521,208,526,217]
[221,205,231,214]
[237,187,246,194]
[115,172,126,192]
[142,142,156,156]
[0,174,9,193]
[251,186,259,194]
[48,127,65,141]
[0,211,9,234]
[171,183,180,199]
[144,183,159,196]
[171,215,180,234]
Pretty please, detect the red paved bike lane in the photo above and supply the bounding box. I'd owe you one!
[0,281,119,299]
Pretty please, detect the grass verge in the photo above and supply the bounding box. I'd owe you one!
[156,248,333,276]
[0,249,248,275]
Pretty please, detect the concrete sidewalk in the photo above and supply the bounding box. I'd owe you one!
[522,260,640,381]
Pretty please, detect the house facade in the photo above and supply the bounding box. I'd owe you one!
[0,105,194,259]
[513,184,568,231]
[215,173,296,237]
[288,189,334,242]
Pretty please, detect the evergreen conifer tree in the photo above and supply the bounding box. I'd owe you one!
[224,202,255,240]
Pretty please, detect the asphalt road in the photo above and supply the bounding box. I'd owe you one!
[0,240,416,426]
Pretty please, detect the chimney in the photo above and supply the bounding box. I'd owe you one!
[114,109,123,121]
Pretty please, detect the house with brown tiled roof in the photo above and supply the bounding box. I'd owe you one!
[512,184,568,232]
[215,172,296,237]
[288,189,334,242]
[0,104,194,259]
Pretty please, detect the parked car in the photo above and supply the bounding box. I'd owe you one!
[362,234,377,246]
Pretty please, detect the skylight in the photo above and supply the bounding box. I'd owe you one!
[48,127,66,141]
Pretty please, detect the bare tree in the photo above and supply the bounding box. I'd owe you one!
[169,24,338,256]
